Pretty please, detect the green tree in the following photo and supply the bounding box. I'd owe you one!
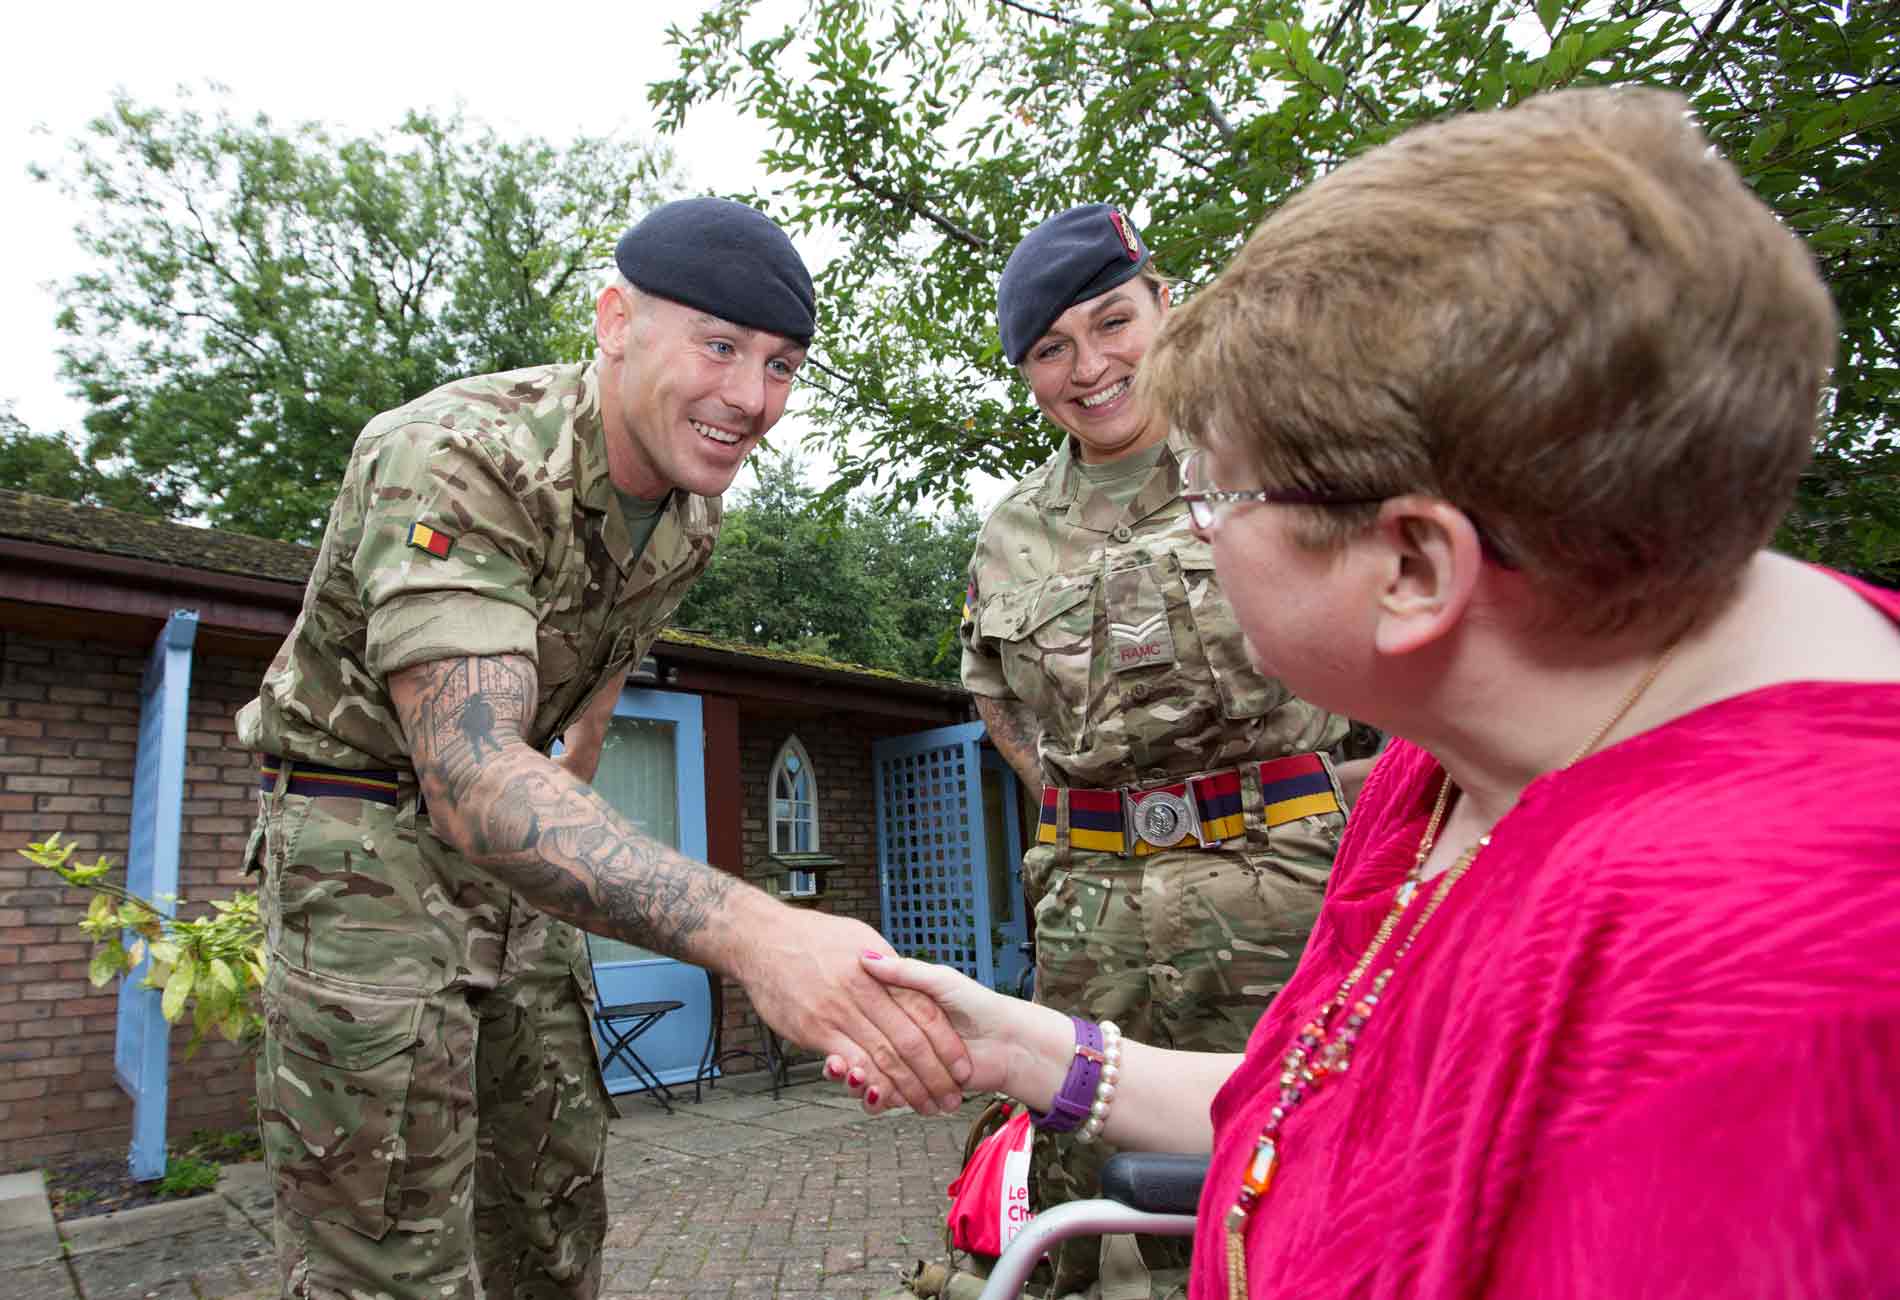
[675,453,978,679]
[0,404,167,514]
[35,90,678,543]
[652,0,1898,577]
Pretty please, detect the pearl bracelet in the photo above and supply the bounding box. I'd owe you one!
[1074,1020,1122,1144]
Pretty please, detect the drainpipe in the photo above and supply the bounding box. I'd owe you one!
[118,610,199,1181]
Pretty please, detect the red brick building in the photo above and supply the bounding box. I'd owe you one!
[0,489,1002,1171]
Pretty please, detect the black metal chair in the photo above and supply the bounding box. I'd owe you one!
[695,968,786,1100]
[593,997,687,1112]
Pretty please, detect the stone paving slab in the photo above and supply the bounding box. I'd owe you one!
[61,1188,228,1255]
[13,1259,79,1300]
[0,1168,62,1268]
[70,1217,273,1299]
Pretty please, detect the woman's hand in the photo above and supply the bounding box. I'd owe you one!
[823,953,1068,1113]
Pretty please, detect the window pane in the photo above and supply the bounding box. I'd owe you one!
[587,715,678,964]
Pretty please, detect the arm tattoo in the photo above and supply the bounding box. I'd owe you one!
[395,655,739,956]
[975,694,1043,799]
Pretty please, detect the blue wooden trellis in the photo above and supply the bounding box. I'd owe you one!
[117,610,199,1180]
[873,722,995,987]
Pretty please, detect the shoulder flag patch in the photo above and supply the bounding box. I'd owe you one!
[408,522,454,559]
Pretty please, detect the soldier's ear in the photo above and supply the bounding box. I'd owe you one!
[595,284,633,358]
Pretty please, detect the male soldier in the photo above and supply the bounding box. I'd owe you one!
[238,198,968,1300]
[960,204,1362,1297]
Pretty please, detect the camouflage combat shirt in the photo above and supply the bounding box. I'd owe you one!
[237,361,720,768]
[960,429,1346,791]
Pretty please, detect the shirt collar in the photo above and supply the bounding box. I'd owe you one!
[1035,430,1188,531]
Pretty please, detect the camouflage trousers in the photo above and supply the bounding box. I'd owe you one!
[1024,809,1343,1298]
[248,775,610,1300]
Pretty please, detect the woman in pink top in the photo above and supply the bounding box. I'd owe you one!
[838,86,1900,1298]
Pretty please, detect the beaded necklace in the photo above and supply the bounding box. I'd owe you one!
[1223,639,1681,1299]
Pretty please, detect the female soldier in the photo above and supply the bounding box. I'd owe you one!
[959,204,1363,1297]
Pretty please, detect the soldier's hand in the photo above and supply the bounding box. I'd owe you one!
[735,908,971,1114]
[830,953,1043,1112]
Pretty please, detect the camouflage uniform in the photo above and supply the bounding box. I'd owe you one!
[237,362,720,1300]
[960,430,1346,1298]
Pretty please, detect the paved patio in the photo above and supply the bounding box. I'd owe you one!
[4,1066,986,1300]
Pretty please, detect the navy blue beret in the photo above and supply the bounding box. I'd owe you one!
[615,198,816,346]
[996,203,1151,364]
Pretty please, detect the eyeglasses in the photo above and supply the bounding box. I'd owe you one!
[1177,450,1387,531]
[1178,449,1519,568]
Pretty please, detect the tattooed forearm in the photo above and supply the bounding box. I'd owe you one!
[404,656,536,808]
[390,655,746,960]
[973,694,1043,800]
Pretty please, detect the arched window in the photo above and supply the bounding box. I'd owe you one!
[769,735,819,855]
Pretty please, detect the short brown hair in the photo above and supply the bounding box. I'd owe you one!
[1143,87,1838,635]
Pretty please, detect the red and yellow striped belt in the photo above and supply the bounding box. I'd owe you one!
[1037,753,1340,857]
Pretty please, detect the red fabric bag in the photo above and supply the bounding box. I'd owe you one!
[946,1104,1036,1255]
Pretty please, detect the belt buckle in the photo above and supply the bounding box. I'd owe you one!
[1123,786,1200,853]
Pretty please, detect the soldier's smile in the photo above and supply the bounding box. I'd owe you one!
[1021,284,1172,465]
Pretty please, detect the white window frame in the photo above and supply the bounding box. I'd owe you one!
[768,734,821,856]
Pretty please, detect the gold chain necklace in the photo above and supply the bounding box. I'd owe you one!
[1224,639,1680,1299]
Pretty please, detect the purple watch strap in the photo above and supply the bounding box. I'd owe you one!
[1030,1017,1104,1133]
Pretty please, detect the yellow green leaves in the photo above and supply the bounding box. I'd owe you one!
[20,835,268,1055]
[89,943,129,988]
[161,955,196,1024]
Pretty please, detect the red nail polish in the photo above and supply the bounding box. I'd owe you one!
[866,1087,880,1107]
[862,950,885,961]
[824,1061,843,1081]
[848,1069,865,1088]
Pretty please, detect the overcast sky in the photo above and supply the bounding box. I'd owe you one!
[2,0,1010,505]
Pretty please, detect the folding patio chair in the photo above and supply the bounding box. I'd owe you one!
[592,997,686,1112]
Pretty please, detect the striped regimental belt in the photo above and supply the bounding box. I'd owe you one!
[259,756,404,807]
[1038,753,1341,857]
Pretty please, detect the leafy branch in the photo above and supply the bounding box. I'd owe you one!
[24,835,266,1056]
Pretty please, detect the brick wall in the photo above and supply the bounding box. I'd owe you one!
[0,631,263,1170]
[713,714,887,1066]
[0,628,919,1162]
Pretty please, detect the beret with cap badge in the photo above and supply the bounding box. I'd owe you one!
[614,197,817,346]
[996,203,1151,365]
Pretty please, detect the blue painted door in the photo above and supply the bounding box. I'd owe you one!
[585,688,711,1093]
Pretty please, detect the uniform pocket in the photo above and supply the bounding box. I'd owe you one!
[983,576,1098,747]
[1177,546,1286,720]
[259,963,424,1240]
